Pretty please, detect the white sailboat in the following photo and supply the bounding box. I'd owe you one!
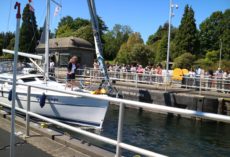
[0,0,114,129]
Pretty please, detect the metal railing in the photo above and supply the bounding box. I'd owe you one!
[54,68,230,93]
[181,76,230,93]
[1,79,230,157]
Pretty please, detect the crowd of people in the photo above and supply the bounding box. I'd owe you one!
[93,61,230,92]
[63,57,230,92]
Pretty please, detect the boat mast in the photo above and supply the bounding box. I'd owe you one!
[10,2,21,157]
[87,0,111,88]
[44,0,50,82]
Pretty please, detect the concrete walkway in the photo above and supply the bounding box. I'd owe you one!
[0,113,90,157]
[0,128,52,157]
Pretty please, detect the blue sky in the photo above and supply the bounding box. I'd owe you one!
[0,0,229,42]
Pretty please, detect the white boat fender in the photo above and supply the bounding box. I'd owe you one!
[39,93,46,108]
[8,89,12,101]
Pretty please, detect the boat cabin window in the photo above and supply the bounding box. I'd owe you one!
[21,77,36,82]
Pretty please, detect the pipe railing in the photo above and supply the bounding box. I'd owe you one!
[1,79,230,157]
[54,68,230,93]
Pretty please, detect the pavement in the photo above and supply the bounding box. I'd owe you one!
[0,128,52,157]
[0,112,91,157]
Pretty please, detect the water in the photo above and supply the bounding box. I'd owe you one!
[69,105,230,157]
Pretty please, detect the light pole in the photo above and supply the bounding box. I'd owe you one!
[219,39,222,69]
[166,0,178,77]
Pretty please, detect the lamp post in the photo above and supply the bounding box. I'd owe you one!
[219,39,222,69]
[166,0,178,78]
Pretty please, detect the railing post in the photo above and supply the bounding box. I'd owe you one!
[26,86,31,136]
[116,102,125,157]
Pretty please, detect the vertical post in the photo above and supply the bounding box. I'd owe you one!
[219,39,222,69]
[10,2,21,157]
[166,0,172,81]
[26,86,31,136]
[116,103,125,157]
[199,77,202,95]
[44,0,50,82]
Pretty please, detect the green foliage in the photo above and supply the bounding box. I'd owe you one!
[221,9,230,60]
[0,32,13,55]
[147,22,177,64]
[146,23,169,45]
[103,24,132,60]
[56,16,107,45]
[155,34,167,63]
[173,53,195,69]
[173,5,199,58]
[56,25,73,37]
[130,44,153,66]
[116,33,154,65]
[73,25,94,44]
[57,16,74,29]
[115,43,131,64]
[194,58,214,70]
[19,4,39,53]
[199,11,223,54]
[205,50,219,62]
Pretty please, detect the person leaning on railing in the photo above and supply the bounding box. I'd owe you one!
[215,68,223,92]
[223,70,230,93]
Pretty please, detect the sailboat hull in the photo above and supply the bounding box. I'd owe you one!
[0,82,109,128]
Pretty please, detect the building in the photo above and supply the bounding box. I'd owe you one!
[36,36,95,68]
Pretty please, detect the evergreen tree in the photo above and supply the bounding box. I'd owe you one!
[173,5,199,58]
[155,34,167,62]
[199,11,223,54]
[19,3,38,53]
[0,32,14,55]
[147,23,169,45]
[221,9,230,59]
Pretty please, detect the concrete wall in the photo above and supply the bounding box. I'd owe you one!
[116,86,230,116]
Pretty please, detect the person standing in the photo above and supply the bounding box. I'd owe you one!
[216,68,223,92]
[195,66,201,91]
[66,56,78,90]
[49,59,55,76]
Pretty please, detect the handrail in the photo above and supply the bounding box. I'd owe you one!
[1,78,230,156]
[0,102,166,157]
[54,68,230,93]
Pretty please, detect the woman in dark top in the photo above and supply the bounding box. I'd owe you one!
[66,56,78,90]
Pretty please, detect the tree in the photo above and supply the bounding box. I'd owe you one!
[73,25,94,44]
[173,5,199,58]
[56,25,73,37]
[115,32,146,64]
[115,43,131,64]
[199,11,223,54]
[0,32,14,55]
[147,23,168,45]
[172,53,195,69]
[127,32,143,46]
[155,34,167,63]
[205,50,219,63]
[131,44,153,66]
[221,9,230,60]
[72,17,90,30]
[19,3,39,53]
[103,24,132,60]
[57,16,74,29]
